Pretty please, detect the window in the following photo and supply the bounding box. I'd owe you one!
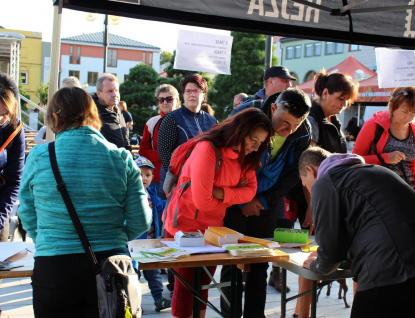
[124,74,128,81]
[286,47,293,59]
[314,43,321,56]
[305,44,312,57]
[69,70,80,79]
[107,49,117,67]
[87,72,99,86]
[20,71,28,85]
[149,53,153,65]
[349,44,362,51]
[142,52,146,63]
[326,42,334,55]
[304,71,316,83]
[335,43,343,54]
[69,45,80,64]
[294,45,301,58]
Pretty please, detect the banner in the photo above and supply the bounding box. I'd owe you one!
[376,48,415,88]
[174,30,233,75]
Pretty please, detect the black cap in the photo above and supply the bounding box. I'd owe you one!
[264,66,296,81]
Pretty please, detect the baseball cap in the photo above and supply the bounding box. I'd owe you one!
[135,156,155,169]
[264,66,296,81]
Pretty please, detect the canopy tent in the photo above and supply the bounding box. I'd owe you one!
[358,75,393,103]
[56,0,415,49]
[295,56,377,101]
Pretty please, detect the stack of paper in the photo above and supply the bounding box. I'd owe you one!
[223,243,279,257]
[129,246,190,263]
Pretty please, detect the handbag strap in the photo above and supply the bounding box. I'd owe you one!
[48,142,99,273]
[0,121,24,153]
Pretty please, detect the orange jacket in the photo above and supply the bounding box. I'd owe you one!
[164,141,257,235]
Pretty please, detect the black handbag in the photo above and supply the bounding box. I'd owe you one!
[48,142,142,318]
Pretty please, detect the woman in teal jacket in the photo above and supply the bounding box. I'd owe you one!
[19,87,152,318]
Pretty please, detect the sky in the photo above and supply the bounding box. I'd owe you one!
[0,0,230,53]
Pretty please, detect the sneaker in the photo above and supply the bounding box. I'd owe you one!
[154,297,171,312]
[268,266,291,293]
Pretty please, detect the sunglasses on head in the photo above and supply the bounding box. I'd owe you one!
[157,96,174,104]
[393,91,415,98]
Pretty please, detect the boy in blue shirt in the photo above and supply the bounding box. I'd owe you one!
[135,156,171,312]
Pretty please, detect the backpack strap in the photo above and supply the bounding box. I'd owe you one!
[0,122,23,153]
[369,124,387,166]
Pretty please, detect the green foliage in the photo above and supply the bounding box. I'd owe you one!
[160,51,173,65]
[129,107,159,136]
[37,82,49,105]
[209,32,278,121]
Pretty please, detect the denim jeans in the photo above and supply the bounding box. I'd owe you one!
[143,269,164,302]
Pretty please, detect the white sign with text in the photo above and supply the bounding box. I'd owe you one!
[174,30,233,75]
[376,48,415,88]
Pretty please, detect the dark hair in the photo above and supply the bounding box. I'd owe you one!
[388,87,415,118]
[276,88,311,118]
[0,73,19,128]
[299,146,331,176]
[314,69,359,105]
[198,108,272,170]
[180,74,208,103]
[47,87,102,133]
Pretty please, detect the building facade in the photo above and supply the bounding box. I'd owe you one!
[60,32,161,94]
[279,38,377,84]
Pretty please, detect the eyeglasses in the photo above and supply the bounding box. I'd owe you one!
[184,89,203,95]
[393,91,415,98]
[157,96,174,104]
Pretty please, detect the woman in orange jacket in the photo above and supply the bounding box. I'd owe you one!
[164,107,272,318]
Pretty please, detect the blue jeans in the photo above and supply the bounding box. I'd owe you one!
[143,269,164,302]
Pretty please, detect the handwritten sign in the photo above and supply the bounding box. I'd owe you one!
[376,48,415,88]
[174,30,233,75]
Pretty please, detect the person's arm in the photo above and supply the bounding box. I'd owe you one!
[307,178,348,275]
[157,113,178,171]
[34,126,47,145]
[257,127,311,210]
[0,127,25,231]
[352,117,389,165]
[308,116,319,145]
[138,120,161,165]
[123,152,152,240]
[125,111,133,130]
[190,143,257,211]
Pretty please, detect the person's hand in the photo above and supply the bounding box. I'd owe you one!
[236,178,248,188]
[212,187,224,200]
[387,151,406,164]
[241,197,264,217]
[301,206,315,235]
[302,251,318,269]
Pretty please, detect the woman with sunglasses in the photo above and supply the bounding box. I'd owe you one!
[157,74,217,176]
[353,87,415,190]
[139,84,180,197]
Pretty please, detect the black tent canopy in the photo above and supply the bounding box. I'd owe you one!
[57,0,415,49]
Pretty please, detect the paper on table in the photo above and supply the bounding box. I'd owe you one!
[0,242,26,261]
[162,240,226,254]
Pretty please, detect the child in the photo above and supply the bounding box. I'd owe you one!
[135,156,171,312]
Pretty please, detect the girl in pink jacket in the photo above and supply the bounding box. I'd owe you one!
[164,107,272,318]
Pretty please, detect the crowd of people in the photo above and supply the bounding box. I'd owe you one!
[0,63,414,318]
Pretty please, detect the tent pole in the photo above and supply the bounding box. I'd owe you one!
[103,14,109,73]
[46,0,63,142]
[265,35,272,70]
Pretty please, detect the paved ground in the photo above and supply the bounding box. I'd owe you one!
[0,265,353,318]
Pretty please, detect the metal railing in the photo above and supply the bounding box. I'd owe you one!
[20,94,47,114]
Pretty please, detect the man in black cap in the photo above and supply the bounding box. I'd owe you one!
[230,65,296,115]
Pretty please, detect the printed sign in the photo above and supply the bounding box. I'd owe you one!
[174,30,233,75]
[376,48,415,88]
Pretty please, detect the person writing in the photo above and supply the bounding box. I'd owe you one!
[19,87,151,317]
[353,86,415,189]
[163,108,272,318]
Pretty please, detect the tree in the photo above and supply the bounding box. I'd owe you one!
[209,32,278,120]
[37,82,49,105]
[160,51,173,65]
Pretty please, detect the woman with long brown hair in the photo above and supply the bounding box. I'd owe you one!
[163,107,272,318]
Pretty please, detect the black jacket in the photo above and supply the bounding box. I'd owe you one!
[311,163,415,291]
[92,94,130,150]
[309,101,347,153]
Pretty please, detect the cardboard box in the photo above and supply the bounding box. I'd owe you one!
[274,228,309,244]
[174,231,205,247]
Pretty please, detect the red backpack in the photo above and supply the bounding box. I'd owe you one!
[162,137,222,228]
